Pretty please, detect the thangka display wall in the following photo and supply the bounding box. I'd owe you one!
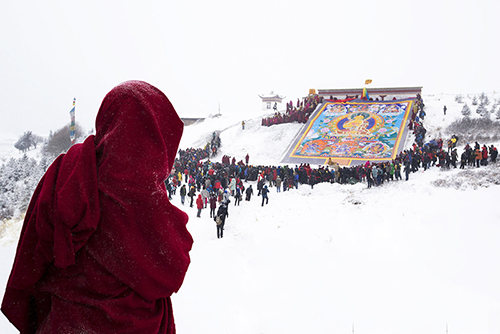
[283,99,415,166]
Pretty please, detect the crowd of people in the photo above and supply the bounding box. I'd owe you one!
[261,95,323,126]
[167,94,498,238]
[460,142,498,168]
[168,136,498,237]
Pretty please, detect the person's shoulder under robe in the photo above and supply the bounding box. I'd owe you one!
[2,81,193,334]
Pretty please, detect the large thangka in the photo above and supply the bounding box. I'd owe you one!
[288,99,415,165]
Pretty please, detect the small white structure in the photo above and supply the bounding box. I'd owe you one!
[258,91,285,111]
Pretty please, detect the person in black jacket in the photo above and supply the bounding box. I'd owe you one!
[490,145,498,163]
[215,203,228,238]
[188,186,196,207]
[257,178,264,196]
[234,188,242,206]
[261,185,269,206]
[245,185,253,201]
[180,184,187,205]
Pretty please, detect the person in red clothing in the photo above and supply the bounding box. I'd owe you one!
[482,145,489,166]
[1,81,193,334]
[196,194,204,217]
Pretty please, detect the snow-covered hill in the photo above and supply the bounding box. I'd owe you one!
[1,93,499,334]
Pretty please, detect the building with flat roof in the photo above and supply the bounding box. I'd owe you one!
[317,86,422,101]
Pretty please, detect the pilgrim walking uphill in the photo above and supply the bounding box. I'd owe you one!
[215,201,229,238]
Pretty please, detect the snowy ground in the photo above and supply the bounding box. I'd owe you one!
[1,93,499,334]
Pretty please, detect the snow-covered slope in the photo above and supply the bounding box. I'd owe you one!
[0,93,499,334]
[179,114,304,166]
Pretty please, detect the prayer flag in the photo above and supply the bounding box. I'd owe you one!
[365,79,372,85]
[70,98,76,144]
[362,87,370,100]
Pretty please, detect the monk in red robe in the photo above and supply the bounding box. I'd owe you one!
[2,81,193,333]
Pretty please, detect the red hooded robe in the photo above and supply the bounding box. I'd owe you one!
[2,81,193,333]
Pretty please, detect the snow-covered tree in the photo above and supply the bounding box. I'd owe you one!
[476,103,487,117]
[13,131,44,153]
[461,104,471,117]
[490,104,497,119]
[0,155,44,220]
[476,93,491,118]
[479,92,490,106]
[42,122,85,158]
[32,134,44,149]
[455,94,464,103]
[14,131,33,153]
[482,107,491,119]
[472,96,478,106]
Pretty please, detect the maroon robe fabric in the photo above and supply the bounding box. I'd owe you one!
[2,81,193,333]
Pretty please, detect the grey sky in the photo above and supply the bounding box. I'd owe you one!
[1,0,499,137]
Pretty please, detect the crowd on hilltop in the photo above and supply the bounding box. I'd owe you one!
[166,93,498,237]
[260,92,429,128]
[261,95,323,127]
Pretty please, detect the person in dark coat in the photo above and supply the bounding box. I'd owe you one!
[165,179,172,199]
[234,187,242,206]
[209,192,217,218]
[215,203,228,238]
[404,160,411,181]
[245,184,253,201]
[261,185,269,206]
[1,80,193,334]
[460,151,467,169]
[490,145,498,163]
[257,178,264,196]
[188,186,196,207]
[366,167,374,188]
[180,184,187,205]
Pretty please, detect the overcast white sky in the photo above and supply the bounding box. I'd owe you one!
[1,0,499,138]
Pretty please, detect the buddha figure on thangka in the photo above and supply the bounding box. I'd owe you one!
[293,100,413,160]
